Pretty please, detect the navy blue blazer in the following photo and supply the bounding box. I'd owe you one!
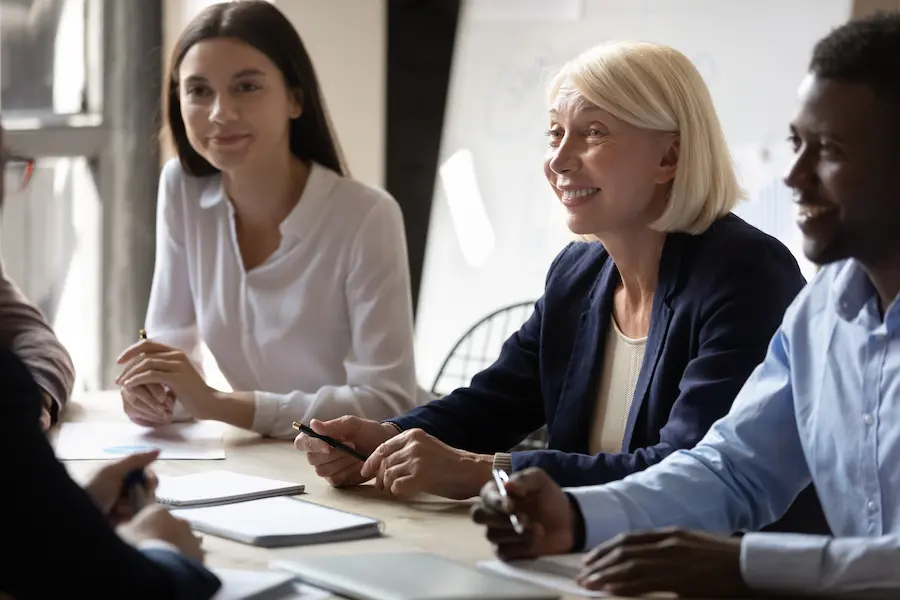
[391,214,828,532]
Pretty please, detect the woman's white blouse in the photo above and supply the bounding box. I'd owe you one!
[146,159,419,438]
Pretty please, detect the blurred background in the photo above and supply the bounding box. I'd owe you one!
[2,0,897,397]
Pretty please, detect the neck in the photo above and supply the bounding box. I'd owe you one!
[860,247,900,317]
[597,227,667,307]
[222,151,308,228]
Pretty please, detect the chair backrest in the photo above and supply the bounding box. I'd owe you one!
[429,300,549,451]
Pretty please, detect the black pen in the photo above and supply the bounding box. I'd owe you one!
[292,421,370,462]
[123,468,151,513]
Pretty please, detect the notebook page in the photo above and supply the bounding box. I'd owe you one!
[156,471,304,506]
[172,496,378,539]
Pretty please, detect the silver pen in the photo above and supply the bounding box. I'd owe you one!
[491,468,524,535]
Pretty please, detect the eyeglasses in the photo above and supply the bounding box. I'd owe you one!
[2,153,36,193]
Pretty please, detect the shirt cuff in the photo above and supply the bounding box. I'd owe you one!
[492,452,513,473]
[740,532,830,594]
[138,539,182,555]
[565,486,632,550]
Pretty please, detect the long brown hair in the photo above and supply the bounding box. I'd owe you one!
[164,0,346,177]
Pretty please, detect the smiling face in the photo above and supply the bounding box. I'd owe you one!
[784,74,900,267]
[177,36,302,174]
[542,89,679,236]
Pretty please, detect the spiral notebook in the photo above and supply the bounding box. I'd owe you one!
[155,470,305,508]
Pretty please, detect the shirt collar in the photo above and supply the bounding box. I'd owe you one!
[832,259,900,330]
[197,162,338,239]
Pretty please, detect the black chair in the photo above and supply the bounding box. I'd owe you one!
[429,300,549,451]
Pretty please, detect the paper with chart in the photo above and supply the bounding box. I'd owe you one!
[479,554,608,598]
[55,421,227,460]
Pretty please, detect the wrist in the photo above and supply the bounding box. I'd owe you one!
[209,390,255,429]
[381,421,402,439]
[565,492,586,552]
[460,452,495,497]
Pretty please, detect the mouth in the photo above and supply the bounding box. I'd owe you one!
[795,201,839,231]
[209,134,250,146]
[558,187,600,208]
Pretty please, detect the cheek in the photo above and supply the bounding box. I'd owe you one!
[181,105,209,144]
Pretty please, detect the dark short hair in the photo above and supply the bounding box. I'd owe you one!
[165,0,346,177]
[810,11,900,106]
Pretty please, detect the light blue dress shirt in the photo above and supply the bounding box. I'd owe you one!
[568,259,900,597]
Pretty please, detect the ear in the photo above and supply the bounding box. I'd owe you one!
[654,134,680,184]
[289,87,304,120]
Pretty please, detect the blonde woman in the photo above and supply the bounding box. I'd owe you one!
[296,41,823,533]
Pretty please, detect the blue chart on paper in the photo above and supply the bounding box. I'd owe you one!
[102,445,159,455]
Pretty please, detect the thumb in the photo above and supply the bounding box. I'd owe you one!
[312,416,359,439]
[107,449,161,476]
[505,467,553,498]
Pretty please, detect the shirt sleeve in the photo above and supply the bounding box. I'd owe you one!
[0,258,75,420]
[251,196,419,438]
[741,533,900,598]
[145,162,205,422]
[567,326,812,549]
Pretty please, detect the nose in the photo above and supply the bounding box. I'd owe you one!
[783,144,815,192]
[546,137,580,176]
[209,93,238,124]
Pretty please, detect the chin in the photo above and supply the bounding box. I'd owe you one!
[801,237,849,267]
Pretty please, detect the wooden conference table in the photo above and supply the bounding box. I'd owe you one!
[55,391,791,600]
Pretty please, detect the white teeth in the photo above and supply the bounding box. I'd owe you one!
[560,188,599,200]
[797,205,832,219]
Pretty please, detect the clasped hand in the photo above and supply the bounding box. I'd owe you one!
[116,339,214,426]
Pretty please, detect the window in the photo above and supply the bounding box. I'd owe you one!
[0,0,102,115]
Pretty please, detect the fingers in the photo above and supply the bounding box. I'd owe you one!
[324,461,368,487]
[116,339,175,364]
[583,528,682,565]
[123,386,170,420]
[360,430,413,478]
[117,355,183,386]
[579,557,664,595]
[312,452,358,478]
[294,432,332,454]
[311,416,360,439]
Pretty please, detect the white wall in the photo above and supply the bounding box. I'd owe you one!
[413,0,853,387]
[163,0,386,187]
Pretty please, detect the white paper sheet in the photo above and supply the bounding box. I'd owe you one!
[55,421,226,460]
[479,555,609,598]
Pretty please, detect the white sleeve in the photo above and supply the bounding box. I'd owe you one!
[145,162,204,420]
[251,197,419,438]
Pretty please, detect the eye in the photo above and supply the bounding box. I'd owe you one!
[184,85,211,99]
[588,128,604,137]
[236,81,262,93]
[544,128,563,146]
[786,133,802,152]
[820,140,842,158]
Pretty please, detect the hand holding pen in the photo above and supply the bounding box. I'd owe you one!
[470,467,584,561]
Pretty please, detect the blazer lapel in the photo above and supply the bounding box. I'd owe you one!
[620,233,687,451]
[549,257,619,453]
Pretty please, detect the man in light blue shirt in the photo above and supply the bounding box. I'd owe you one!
[472,12,900,599]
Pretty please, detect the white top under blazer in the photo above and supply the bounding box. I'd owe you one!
[145,158,420,438]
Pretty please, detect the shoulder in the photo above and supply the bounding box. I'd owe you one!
[320,166,403,227]
[679,214,806,297]
[158,157,220,210]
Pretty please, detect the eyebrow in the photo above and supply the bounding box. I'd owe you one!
[182,68,268,83]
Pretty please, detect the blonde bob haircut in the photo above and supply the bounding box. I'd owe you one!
[549,41,743,234]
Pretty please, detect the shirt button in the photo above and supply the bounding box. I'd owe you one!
[867,500,878,513]
[863,413,875,426]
